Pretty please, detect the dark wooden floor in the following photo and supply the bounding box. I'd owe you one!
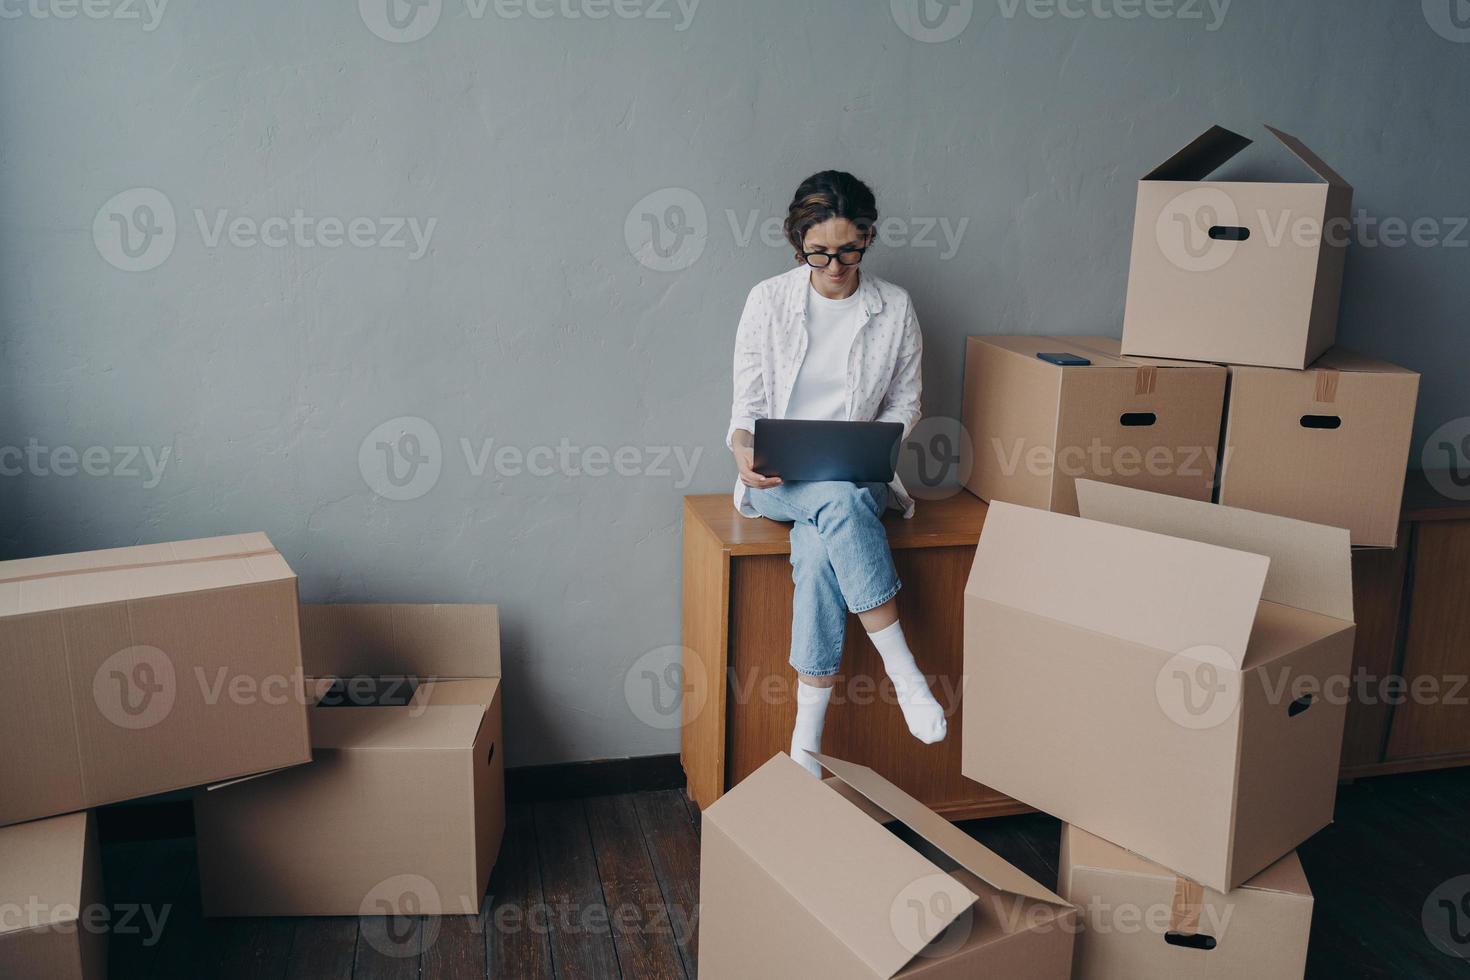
[100,767,1470,979]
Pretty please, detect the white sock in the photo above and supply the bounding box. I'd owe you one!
[868,620,947,744]
[790,680,834,778]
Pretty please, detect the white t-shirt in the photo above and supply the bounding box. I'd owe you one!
[785,284,863,421]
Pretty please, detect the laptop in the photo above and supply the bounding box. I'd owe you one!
[752,419,904,484]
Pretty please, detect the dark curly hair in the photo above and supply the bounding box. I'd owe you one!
[783,170,878,263]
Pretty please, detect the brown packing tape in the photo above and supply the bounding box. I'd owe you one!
[1170,876,1204,934]
[0,547,281,586]
[1135,365,1158,396]
[1314,367,1340,404]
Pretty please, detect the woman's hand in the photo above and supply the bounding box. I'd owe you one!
[732,430,782,490]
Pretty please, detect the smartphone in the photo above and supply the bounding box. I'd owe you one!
[1036,352,1092,367]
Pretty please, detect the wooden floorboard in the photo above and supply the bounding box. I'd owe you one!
[100,767,1470,980]
[534,798,624,980]
[488,801,554,980]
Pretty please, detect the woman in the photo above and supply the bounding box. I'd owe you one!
[727,170,946,778]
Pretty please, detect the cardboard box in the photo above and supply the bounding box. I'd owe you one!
[1059,824,1312,980]
[193,603,505,917]
[1121,125,1352,369]
[698,751,1077,979]
[961,335,1225,514]
[0,812,107,980]
[0,533,310,827]
[1219,348,1420,548]
[963,481,1355,892]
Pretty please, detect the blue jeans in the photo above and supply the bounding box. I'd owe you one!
[748,481,901,676]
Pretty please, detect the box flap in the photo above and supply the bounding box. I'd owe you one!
[1064,825,1311,898]
[309,703,489,750]
[1265,125,1350,188]
[0,812,89,935]
[968,501,1267,667]
[704,753,977,978]
[812,754,1070,909]
[300,603,500,679]
[1308,347,1419,376]
[1075,480,1354,622]
[1142,125,1252,181]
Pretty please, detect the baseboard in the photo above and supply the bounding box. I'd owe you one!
[96,753,687,843]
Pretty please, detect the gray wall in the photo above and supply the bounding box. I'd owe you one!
[1,0,1465,766]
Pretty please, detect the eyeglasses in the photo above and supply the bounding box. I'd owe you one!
[801,246,867,269]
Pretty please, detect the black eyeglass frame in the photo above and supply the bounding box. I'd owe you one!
[799,245,868,269]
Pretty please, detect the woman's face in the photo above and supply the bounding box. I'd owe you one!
[802,217,869,293]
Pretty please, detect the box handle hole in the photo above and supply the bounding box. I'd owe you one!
[1289,695,1315,717]
[1164,932,1218,951]
[1300,415,1342,430]
[1207,226,1250,242]
[1119,412,1157,427]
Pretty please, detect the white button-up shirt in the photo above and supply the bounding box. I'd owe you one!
[727,264,923,518]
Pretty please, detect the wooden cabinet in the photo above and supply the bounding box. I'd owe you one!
[683,472,1470,815]
[679,492,1023,820]
[1341,471,1470,777]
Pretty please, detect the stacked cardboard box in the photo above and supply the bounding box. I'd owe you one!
[962,481,1353,977]
[0,533,312,978]
[193,603,506,918]
[965,126,1420,547]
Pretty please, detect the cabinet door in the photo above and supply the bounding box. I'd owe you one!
[1385,520,1470,761]
[1340,529,1410,769]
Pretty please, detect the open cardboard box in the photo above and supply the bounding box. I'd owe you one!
[698,751,1077,979]
[193,603,505,917]
[962,481,1356,892]
[1059,824,1313,980]
[1121,125,1352,369]
[961,335,1225,514]
[0,533,310,827]
[0,812,107,980]
[1220,348,1420,548]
